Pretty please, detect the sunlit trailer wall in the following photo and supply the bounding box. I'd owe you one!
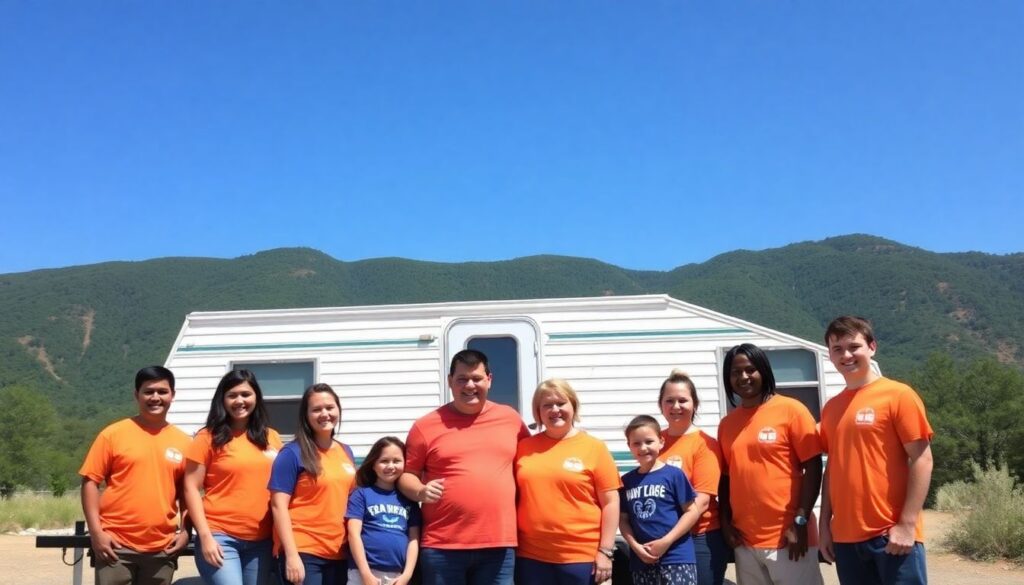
[165,294,863,468]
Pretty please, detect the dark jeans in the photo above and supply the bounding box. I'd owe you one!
[278,553,348,585]
[420,547,515,585]
[834,536,927,585]
[692,530,727,585]
[514,556,593,585]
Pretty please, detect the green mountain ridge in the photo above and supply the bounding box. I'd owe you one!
[1,234,1022,420]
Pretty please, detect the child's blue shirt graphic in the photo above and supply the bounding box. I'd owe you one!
[345,485,421,572]
[620,464,698,570]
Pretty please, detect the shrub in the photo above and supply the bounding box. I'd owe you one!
[943,463,1024,561]
[935,479,975,512]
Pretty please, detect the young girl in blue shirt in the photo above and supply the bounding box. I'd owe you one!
[345,436,421,585]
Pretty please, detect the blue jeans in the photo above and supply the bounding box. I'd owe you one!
[692,530,727,585]
[194,533,273,585]
[834,536,927,585]
[277,553,348,585]
[514,556,593,585]
[420,547,515,585]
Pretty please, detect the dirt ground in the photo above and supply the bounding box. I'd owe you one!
[5,511,1022,585]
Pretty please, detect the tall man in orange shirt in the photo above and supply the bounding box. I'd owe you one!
[819,317,934,585]
[398,349,530,585]
[80,366,192,585]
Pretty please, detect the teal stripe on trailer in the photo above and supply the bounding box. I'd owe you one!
[549,328,748,341]
[177,338,428,353]
[613,451,635,471]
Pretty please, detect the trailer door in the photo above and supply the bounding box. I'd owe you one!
[445,319,540,415]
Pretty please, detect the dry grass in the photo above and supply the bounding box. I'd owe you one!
[0,493,80,532]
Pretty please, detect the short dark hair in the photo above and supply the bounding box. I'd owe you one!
[658,369,699,422]
[722,343,776,407]
[624,414,662,439]
[135,366,175,393]
[205,369,271,450]
[449,349,490,376]
[356,436,406,488]
[825,316,876,347]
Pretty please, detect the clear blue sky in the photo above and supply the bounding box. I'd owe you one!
[2,2,1021,275]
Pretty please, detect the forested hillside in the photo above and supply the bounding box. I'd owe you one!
[1,233,1021,417]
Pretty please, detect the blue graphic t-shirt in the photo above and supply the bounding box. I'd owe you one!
[620,464,698,570]
[345,485,422,572]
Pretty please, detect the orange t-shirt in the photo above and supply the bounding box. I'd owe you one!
[269,441,357,559]
[718,395,822,549]
[660,430,722,534]
[186,428,284,541]
[79,418,191,553]
[515,431,622,563]
[820,377,933,543]
[405,401,530,549]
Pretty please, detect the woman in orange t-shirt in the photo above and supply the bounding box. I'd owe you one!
[184,369,283,585]
[717,344,824,585]
[514,379,621,585]
[657,369,726,585]
[269,383,357,585]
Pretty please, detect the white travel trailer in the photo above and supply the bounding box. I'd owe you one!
[165,294,853,467]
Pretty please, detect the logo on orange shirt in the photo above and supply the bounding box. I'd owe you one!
[342,463,356,475]
[665,455,683,468]
[264,449,279,459]
[855,408,876,425]
[562,457,584,472]
[757,427,777,443]
[165,448,183,463]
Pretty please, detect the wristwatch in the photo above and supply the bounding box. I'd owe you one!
[794,514,808,526]
[599,547,615,559]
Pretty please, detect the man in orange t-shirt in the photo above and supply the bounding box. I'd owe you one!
[398,349,529,585]
[79,366,191,585]
[820,316,933,585]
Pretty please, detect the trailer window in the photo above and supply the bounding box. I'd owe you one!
[233,361,315,436]
[767,349,822,421]
[467,336,520,412]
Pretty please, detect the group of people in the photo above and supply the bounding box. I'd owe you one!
[80,315,933,585]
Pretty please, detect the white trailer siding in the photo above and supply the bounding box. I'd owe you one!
[534,302,851,471]
[165,295,858,464]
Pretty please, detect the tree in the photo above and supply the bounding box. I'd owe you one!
[0,386,58,497]
[914,354,1024,499]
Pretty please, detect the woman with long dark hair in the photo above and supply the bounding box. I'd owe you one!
[184,369,283,585]
[717,344,824,585]
[269,383,357,585]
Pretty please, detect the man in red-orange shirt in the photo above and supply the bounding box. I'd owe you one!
[819,316,933,585]
[398,349,529,585]
[80,366,191,585]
